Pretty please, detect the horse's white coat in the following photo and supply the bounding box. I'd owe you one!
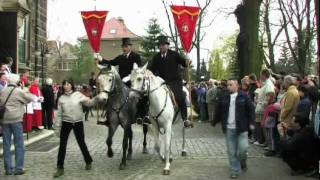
[131,63,177,173]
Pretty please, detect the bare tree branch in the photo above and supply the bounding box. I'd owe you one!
[161,0,179,51]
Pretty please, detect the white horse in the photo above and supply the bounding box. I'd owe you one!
[130,63,184,175]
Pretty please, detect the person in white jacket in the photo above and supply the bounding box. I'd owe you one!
[53,79,97,178]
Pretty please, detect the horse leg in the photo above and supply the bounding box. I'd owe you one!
[106,123,118,158]
[142,124,148,154]
[150,121,162,159]
[127,126,133,160]
[181,126,187,156]
[163,123,172,175]
[120,127,129,170]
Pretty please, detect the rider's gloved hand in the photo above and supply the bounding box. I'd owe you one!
[93,53,103,62]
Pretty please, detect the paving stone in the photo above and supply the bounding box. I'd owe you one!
[0,114,310,180]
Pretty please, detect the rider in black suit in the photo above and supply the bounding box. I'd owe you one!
[96,38,141,86]
[95,38,147,124]
[149,36,193,128]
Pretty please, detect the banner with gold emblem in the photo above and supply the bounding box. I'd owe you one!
[170,5,201,53]
[81,11,108,53]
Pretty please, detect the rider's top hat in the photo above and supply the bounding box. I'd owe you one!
[122,38,132,46]
[157,35,170,45]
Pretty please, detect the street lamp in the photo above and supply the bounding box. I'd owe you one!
[35,42,50,85]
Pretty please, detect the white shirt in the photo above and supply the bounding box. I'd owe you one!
[161,51,167,59]
[124,51,131,58]
[227,92,238,129]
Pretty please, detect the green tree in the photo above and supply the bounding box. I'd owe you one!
[274,43,298,74]
[278,0,314,76]
[221,33,238,79]
[71,42,96,84]
[141,18,163,63]
[209,51,226,80]
[199,59,210,81]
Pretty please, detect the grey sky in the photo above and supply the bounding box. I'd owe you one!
[47,0,241,61]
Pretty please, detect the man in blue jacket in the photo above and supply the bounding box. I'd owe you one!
[216,79,255,179]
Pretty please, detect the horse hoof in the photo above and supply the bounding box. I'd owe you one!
[142,147,148,154]
[107,151,114,158]
[119,164,126,170]
[181,151,187,157]
[163,170,170,175]
[127,153,132,160]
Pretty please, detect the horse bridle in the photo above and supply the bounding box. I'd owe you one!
[98,70,129,128]
[130,74,165,96]
[100,72,116,95]
[131,73,168,134]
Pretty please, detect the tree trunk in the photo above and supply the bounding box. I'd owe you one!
[316,0,319,75]
[235,0,262,78]
[264,0,275,69]
[196,13,202,81]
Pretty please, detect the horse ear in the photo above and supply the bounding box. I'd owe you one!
[142,62,148,72]
[111,66,119,76]
[133,63,138,70]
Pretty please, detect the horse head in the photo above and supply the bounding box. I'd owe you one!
[130,62,165,99]
[129,63,149,98]
[96,65,122,101]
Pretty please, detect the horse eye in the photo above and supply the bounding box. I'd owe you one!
[137,77,142,81]
[108,79,112,82]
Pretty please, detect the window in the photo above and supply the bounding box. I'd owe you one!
[109,29,116,34]
[63,62,68,70]
[57,62,63,70]
[18,18,27,64]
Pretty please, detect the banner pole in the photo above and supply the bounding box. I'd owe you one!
[182,53,192,157]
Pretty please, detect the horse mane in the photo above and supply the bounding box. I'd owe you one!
[145,70,165,87]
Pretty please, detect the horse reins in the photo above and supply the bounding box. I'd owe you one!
[97,69,128,127]
[143,77,168,135]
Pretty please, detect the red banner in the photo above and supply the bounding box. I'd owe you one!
[81,11,108,53]
[171,5,201,53]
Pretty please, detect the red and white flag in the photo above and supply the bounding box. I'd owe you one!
[81,11,108,53]
[171,5,201,53]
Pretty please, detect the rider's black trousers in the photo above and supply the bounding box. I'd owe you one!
[167,81,188,120]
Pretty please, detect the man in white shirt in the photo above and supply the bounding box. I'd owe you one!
[216,79,255,179]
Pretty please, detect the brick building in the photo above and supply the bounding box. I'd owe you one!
[0,0,47,80]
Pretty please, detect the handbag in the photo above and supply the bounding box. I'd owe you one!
[0,87,16,119]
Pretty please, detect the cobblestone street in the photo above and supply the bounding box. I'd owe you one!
[0,114,311,180]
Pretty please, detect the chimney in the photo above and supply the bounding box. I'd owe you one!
[117,16,124,24]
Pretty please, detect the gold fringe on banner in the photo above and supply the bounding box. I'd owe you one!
[81,14,107,19]
[171,9,200,17]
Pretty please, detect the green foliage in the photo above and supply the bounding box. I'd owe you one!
[274,43,298,74]
[208,32,238,80]
[199,59,210,81]
[141,18,163,63]
[70,42,96,84]
[209,51,227,80]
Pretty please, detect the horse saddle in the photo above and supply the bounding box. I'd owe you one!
[164,86,178,108]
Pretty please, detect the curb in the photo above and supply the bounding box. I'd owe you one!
[0,129,54,156]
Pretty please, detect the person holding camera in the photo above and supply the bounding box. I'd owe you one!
[0,74,37,175]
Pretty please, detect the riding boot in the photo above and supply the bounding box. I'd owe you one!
[183,119,194,128]
[53,168,64,178]
[143,116,151,124]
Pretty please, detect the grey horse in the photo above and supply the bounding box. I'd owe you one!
[96,65,144,170]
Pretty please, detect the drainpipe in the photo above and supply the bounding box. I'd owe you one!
[34,0,39,77]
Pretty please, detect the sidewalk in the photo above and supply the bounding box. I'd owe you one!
[0,129,54,156]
